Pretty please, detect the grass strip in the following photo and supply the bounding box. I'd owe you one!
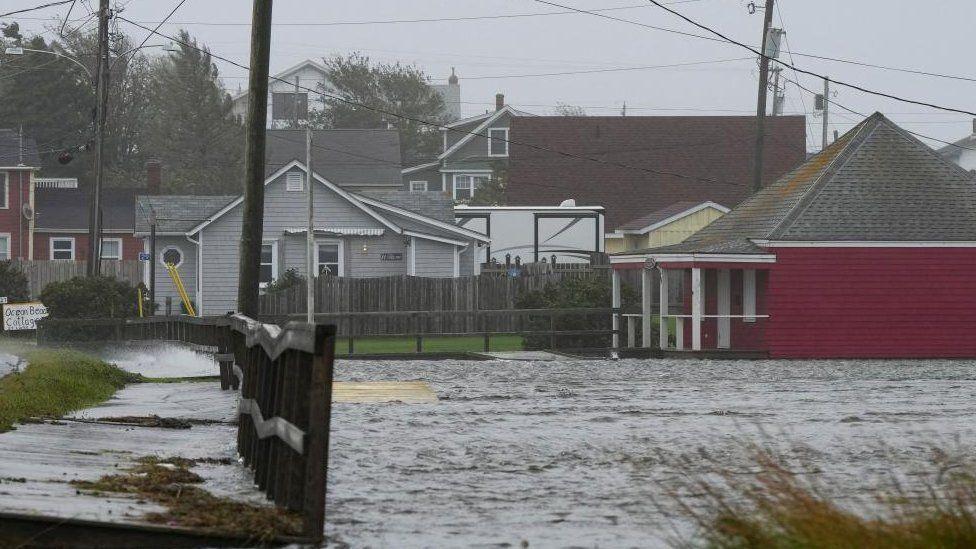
[0,349,141,432]
[339,334,525,354]
[72,456,302,542]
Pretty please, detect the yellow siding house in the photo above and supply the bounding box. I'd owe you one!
[605,201,729,253]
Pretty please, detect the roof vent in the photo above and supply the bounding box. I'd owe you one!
[559,198,576,207]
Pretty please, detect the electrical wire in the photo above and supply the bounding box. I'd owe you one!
[457,56,752,80]
[0,0,75,19]
[129,0,185,56]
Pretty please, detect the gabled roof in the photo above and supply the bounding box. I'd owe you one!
[614,201,729,234]
[439,105,528,160]
[505,115,807,228]
[231,59,329,101]
[637,113,976,255]
[266,129,401,186]
[937,134,976,161]
[354,192,490,243]
[0,129,40,167]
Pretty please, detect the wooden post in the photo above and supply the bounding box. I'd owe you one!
[611,269,621,349]
[691,267,702,351]
[659,268,669,350]
[302,325,336,541]
[641,268,652,348]
[717,269,731,349]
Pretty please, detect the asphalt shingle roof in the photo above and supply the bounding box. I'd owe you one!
[266,129,401,187]
[505,116,807,228]
[135,195,237,233]
[634,113,976,255]
[616,201,720,232]
[35,187,140,231]
[0,129,40,166]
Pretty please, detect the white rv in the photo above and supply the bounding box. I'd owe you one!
[455,202,605,264]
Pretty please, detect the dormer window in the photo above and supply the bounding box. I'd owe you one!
[488,128,509,157]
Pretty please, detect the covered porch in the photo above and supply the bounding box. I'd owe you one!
[610,253,775,354]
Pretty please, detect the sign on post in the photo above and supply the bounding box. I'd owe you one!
[0,296,7,304]
[138,251,151,261]
[2,302,49,331]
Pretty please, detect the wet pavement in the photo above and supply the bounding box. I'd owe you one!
[0,350,23,377]
[326,358,976,548]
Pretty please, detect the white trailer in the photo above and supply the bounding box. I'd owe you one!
[455,203,605,264]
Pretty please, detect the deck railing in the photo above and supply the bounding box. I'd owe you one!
[37,314,337,542]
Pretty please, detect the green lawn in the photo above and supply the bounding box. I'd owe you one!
[338,334,524,355]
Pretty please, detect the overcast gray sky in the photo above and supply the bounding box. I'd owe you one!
[9,0,976,152]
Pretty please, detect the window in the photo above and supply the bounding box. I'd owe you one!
[453,174,490,200]
[0,233,9,260]
[317,241,342,276]
[488,128,509,156]
[272,92,308,121]
[286,171,304,192]
[260,242,278,286]
[161,246,183,267]
[409,180,428,192]
[100,238,122,260]
[50,237,75,260]
[0,173,7,209]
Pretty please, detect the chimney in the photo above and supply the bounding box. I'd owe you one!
[495,93,504,111]
[146,160,161,195]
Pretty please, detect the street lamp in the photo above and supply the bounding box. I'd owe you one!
[3,46,93,79]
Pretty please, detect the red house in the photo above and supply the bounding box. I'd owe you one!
[0,129,39,261]
[610,113,976,359]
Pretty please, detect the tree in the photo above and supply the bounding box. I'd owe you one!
[143,30,244,194]
[553,103,586,116]
[311,53,446,164]
[469,159,508,206]
[0,261,29,303]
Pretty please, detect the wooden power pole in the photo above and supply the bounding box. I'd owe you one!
[86,0,111,276]
[237,0,274,317]
[751,0,775,194]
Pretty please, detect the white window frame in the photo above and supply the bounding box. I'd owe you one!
[488,127,509,157]
[0,232,10,260]
[286,171,304,192]
[409,180,428,192]
[100,237,123,260]
[315,239,344,277]
[0,173,8,210]
[452,173,491,200]
[259,240,279,288]
[50,237,76,260]
[160,245,184,268]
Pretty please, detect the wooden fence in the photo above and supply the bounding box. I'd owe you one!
[259,271,608,316]
[37,314,337,543]
[11,260,142,297]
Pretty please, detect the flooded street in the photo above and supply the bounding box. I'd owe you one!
[327,358,976,548]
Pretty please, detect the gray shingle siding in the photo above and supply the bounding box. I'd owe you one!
[414,238,455,277]
[450,111,514,162]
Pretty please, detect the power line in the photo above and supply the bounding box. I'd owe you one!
[0,0,75,19]
[129,0,186,55]
[457,56,752,80]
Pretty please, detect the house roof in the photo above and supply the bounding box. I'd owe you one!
[505,115,807,228]
[0,129,40,167]
[615,201,729,233]
[635,113,976,255]
[266,129,401,186]
[231,59,329,101]
[937,133,976,161]
[439,105,528,161]
[35,187,141,232]
[135,195,237,233]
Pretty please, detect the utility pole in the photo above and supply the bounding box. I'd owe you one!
[751,0,775,194]
[822,76,830,150]
[86,0,111,276]
[305,127,315,323]
[293,75,300,128]
[149,208,157,313]
[237,0,274,317]
[770,66,783,116]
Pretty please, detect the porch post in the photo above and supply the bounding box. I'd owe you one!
[691,267,702,351]
[611,269,621,349]
[641,267,652,348]
[717,269,730,349]
[658,268,669,349]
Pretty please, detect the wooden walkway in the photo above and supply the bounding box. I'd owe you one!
[333,381,438,403]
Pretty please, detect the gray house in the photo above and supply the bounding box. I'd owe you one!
[135,129,489,315]
[402,96,529,200]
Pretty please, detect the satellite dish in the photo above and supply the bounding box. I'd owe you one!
[21,203,34,220]
[559,198,576,207]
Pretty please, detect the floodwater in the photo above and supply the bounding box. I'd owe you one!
[93,342,218,378]
[0,350,23,377]
[326,358,976,548]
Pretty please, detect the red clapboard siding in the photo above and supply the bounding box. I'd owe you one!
[767,247,976,358]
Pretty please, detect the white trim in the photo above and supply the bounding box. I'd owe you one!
[99,237,123,260]
[0,232,10,261]
[409,180,428,192]
[187,160,401,236]
[658,268,669,349]
[617,201,730,235]
[49,236,75,260]
[487,127,509,157]
[754,239,976,248]
[641,268,652,349]
[743,269,756,323]
[611,253,776,264]
[402,161,439,174]
[611,270,621,349]
[408,237,417,276]
[443,111,494,129]
[355,194,490,242]
[691,267,702,351]
[439,105,517,160]
[472,244,481,276]
[36,228,133,234]
[196,231,204,315]
[403,230,468,247]
[160,245,184,268]
[455,205,605,212]
[0,172,7,210]
[717,269,730,349]
[439,168,494,174]
[142,238,150,289]
[231,58,329,101]
[605,232,625,239]
[453,246,460,277]
[315,238,344,277]
[259,240,279,288]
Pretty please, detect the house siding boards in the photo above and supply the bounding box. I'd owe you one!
[414,238,455,277]
[766,247,976,358]
[154,235,199,313]
[606,206,726,253]
[402,165,443,192]
[0,169,33,259]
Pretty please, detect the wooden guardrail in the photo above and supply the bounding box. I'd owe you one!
[37,314,337,543]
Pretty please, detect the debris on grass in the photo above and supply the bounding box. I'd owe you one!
[72,456,302,541]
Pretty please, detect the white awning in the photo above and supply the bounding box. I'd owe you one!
[284,227,385,237]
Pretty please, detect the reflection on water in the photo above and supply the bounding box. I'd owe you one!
[325,358,976,548]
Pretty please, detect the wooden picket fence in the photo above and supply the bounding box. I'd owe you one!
[10,260,142,297]
[259,270,609,316]
[37,314,337,543]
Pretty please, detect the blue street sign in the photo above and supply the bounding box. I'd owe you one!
[138,252,151,262]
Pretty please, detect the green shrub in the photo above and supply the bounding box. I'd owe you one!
[0,261,30,303]
[40,276,140,319]
[515,274,644,350]
[264,268,306,294]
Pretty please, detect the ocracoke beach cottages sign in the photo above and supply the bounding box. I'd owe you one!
[2,302,49,331]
